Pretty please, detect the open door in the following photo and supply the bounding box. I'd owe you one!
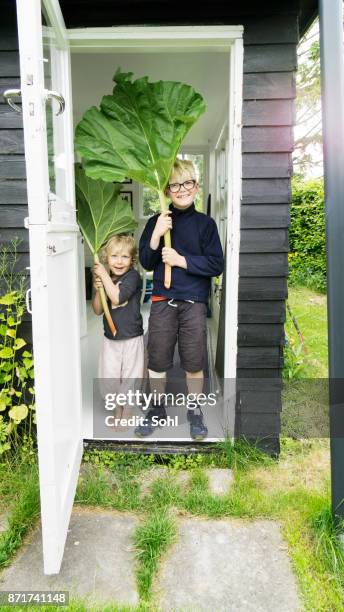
[15,0,83,574]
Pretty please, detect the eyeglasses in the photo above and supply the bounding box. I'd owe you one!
[168,179,196,193]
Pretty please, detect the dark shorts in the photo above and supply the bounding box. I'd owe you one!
[147,300,207,373]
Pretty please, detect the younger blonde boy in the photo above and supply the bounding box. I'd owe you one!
[92,234,144,424]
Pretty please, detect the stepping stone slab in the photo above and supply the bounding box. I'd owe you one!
[205,468,234,495]
[139,467,169,497]
[139,468,191,498]
[0,507,139,607]
[174,470,190,489]
[154,518,301,612]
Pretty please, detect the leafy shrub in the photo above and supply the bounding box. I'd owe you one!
[0,241,36,455]
[83,449,155,472]
[289,178,326,293]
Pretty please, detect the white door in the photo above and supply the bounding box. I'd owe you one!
[16,0,83,574]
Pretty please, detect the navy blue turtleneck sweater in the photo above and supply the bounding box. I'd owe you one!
[139,202,224,302]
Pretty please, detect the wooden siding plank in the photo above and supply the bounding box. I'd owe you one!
[244,44,297,73]
[0,52,20,77]
[0,33,19,52]
[237,347,283,368]
[238,278,288,300]
[242,153,292,178]
[243,15,299,45]
[17,321,32,345]
[242,178,291,204]
[0,77,20,97]
[12,252,30,272]
[0,205,28,227]
[0,130,24,155]
[20,311,32,322]
[0,275,29,296]
[239,390,282,412]
[243,100,294,126]
[237,368,282,378]
[238,323,285,346]
[243,72,296,100]
[238,300,286,323]
[240,229,289,253]
[0,228,29,250]
[236,377,283,390]
[241,204,290,229]
[238,413,281,436]
[242,127,293,153]
[239,253,288,277]
[0,156,26,179]
[0,180,27,204]
[0,104,23,128]
[59,4,300,34]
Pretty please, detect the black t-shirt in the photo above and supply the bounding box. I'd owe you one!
[103,268,143,341]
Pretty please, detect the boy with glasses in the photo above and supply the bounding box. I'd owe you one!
[135,158,224,440]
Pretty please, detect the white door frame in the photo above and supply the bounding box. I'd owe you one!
[67,25,243,53]
[225,38,243,380]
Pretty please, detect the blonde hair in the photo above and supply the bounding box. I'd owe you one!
[99,234,137,267]
[169,158,198,183]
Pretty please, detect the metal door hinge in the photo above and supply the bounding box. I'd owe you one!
[47,244,56,255]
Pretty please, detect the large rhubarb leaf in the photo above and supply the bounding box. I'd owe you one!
[74,69,206,191]
[75,163,137,255]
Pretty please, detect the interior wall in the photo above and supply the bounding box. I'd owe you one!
[71,51,229,266]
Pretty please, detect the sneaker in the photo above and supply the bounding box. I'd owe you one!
[187,408,208,440]
[134,403,167,437]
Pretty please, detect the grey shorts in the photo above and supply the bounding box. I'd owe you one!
[147,300,207,373]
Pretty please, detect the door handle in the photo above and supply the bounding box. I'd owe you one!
[25,288,32,314]
[44,89,65,116]
[3,88,65,116]
[3,89,22,113]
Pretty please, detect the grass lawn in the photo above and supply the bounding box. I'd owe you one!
[283,286,329,438]
[285,285,328,377]
[1,285,343,612]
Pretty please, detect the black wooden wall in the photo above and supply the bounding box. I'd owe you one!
[0,3,302,453]
[0,4,31,342]
[235,14,298,454]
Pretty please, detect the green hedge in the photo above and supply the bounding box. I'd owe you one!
[289,178,327,293]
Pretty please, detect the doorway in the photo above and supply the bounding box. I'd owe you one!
[69,27,243,442]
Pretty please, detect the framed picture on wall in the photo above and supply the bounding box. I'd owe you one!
[120,191,133,208]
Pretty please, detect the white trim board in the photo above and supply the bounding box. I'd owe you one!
[68,25,243,52]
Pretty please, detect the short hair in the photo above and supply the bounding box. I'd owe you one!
[169,158,198,183]
[99,234,137,266]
